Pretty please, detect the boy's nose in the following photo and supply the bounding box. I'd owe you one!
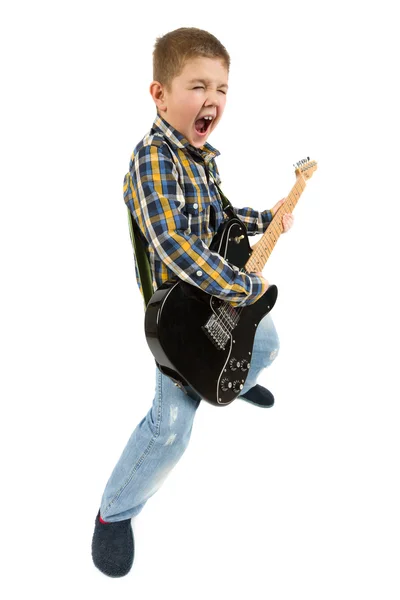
[205,91,222,107]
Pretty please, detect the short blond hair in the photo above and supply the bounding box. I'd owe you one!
[153,27,230,93]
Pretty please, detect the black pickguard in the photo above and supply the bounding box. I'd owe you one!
[144,216,278,406]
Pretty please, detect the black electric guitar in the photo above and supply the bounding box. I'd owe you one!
[145,158,317,406]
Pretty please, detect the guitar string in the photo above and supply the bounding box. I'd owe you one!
[208,163,314,348]
[213,297,243,343]
[207,170,252,344]
[214,182,305,340]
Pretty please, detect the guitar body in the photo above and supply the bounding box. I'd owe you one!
[145,215,278,406]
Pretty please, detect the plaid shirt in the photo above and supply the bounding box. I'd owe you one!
[123,114,273,307]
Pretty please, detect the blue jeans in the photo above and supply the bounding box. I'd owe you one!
[100,313,280,522]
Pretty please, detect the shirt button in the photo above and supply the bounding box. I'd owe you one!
[196,270,203,276]
[193,203,198,209]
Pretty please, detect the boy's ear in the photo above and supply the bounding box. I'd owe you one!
[150,81,167,112]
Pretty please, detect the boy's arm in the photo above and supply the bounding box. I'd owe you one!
[231,206,273,236]
[125,143,268,307]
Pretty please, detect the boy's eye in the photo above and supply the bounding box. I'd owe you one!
[193,87,226,94]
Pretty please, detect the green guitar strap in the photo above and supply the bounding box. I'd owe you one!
[127,208,154,308]
[127,169,235,309]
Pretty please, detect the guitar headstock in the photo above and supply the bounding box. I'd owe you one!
[293,157,318,180]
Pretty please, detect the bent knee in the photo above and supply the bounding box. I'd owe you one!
[255,316,280,366]
[260,342,279,368]
[269,345,279,362]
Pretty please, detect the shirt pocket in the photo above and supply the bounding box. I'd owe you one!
[182,181,208,235]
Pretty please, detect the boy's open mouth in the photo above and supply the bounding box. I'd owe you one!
[194,117,213,135]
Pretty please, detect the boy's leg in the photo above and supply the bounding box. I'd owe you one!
[99,365,202,522]
[238,313,280,399]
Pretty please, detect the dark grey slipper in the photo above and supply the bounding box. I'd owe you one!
[91,510,134,577]
[239,384,275,407]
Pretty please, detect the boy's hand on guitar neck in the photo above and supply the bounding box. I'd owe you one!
[271,197,294,232]
[251,198,295,256]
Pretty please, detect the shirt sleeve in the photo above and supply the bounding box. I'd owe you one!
[126,142,267,307]
[231,206,273,236]
[209,159,273,236]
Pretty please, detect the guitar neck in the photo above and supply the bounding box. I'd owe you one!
[245,174,306,273]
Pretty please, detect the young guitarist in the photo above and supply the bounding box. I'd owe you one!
[91,26,294,578]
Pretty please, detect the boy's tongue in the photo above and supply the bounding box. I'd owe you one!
[195,117,208,134]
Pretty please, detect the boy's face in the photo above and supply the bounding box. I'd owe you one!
[152,56,229,148]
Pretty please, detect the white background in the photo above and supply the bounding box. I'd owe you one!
[1,0,399,598]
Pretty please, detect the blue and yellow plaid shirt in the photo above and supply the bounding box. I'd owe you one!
[123,114,273,307]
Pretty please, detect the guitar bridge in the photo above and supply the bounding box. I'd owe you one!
[202,306,238,351]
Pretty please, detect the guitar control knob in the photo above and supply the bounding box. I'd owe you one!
[240,359,250,372]
[220,377,232,392]
[229,358,241,371]
[232,380,243,393]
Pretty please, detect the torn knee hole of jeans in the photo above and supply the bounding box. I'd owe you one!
[269,348,279,361]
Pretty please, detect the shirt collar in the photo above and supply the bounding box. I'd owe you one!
[151,113,221,163]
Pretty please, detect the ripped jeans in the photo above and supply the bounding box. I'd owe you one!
[100,313,280,522]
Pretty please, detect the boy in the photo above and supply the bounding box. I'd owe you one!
[91,27,293,578]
